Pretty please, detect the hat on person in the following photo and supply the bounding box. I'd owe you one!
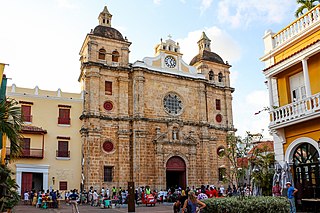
[286,182,292,185]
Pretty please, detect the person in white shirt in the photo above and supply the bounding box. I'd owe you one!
[93,190,99,206]
[220,185,225,195]
[106,188,110,198]
[24,191,29,205]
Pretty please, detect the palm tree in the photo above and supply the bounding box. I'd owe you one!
[295,0,319,17]
[0,98,23,160]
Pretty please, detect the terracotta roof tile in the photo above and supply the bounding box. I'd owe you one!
[248,141,274,154]
[22,125,47,134]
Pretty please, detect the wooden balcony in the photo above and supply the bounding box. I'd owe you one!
[270,92,320,129]
[6,148,44,159]
[273,5,320,48]
[56,150,70,158]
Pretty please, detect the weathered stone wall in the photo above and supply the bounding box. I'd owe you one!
[80,30,233,191]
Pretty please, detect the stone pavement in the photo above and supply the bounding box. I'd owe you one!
[13,202,174,213]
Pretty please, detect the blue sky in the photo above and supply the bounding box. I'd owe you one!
[0,0,300,138]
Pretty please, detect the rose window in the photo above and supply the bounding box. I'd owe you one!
[163,93,183,115]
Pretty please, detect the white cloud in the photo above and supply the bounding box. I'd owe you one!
[233,90,271,138]
[230,70,238,87]
[177,26,241,64]
[56,0,76,9]
[153,0,162,5]
[200,0,213,14]
[217,0,296,28]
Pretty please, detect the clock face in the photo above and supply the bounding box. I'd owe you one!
[164,56,176,68]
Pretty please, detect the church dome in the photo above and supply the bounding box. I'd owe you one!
[92,25,125,41]
[189,50,225,66]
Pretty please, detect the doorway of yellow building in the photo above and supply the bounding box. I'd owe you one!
[292,143,320,199]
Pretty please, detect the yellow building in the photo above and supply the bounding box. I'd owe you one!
[6,84,83,195]
[261,5,320,200]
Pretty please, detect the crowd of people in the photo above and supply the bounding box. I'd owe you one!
[22,189,62,208]
[23,182,293,213]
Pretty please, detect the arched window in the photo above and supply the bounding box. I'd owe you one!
[98,48,106,60]
[218,72,223,82]
[209,71,214,81]
[112,50,120,62]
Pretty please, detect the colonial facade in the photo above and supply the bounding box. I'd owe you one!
[79,6,235,190]
[6,85,83,195]
[261,5,320,199]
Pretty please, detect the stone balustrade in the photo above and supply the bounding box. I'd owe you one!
[270,92,320,127]
[273,5,320,48]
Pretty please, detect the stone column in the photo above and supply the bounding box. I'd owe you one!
[198,84,207,122]
[268,77,274,108]
[117,75,129,116]
[43,172,49,192]
[16,171,22,195]
[133,70,145,117]
[87,67,101,115]
[117,123,131,187]
[302,58,312,97]
[83,130,101,189]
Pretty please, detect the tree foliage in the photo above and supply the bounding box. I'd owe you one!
[295,0,319,17]
[202,196,290,213]
[0,165,20,211]
[224,132,254,186]
[250,143,275,196]
[0,98,23,159]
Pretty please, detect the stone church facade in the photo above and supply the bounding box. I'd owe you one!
[79,6,235,190]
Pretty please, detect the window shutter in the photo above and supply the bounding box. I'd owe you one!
[58,141,68,151]
[216,99,221,110]
[105,81,112,95]
[58,108,70,124]
[21,105,31,122]
[58,141,69,157]
[59,181,68,190]
[23,138,31,149]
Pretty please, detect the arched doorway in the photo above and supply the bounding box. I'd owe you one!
[293,143,320,199]
[166,156,186,189]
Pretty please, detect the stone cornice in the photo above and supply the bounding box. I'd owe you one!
[80,113,235,131]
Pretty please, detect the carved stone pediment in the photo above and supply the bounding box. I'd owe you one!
[183,135,197,145]
[153,127,197,146]
[153,132,168,143]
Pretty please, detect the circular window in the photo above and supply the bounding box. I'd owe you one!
[163,93,183,115]
[103,101,113,111]
[103,141,114,153]
[217,146,225,157]
[216,114,222,123]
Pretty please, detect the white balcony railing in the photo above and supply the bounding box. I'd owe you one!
[273,4,320,48]
[270,92,320,127]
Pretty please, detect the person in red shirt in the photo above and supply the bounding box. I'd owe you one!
[205,188,212,198]
[212,187,219,197]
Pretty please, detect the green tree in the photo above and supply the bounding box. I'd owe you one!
[250,144,275,196]
[0,98,23,159]
[295,0,319,17]
[224,132,253,187]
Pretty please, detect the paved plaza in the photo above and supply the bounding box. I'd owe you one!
[13,202,174,213]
